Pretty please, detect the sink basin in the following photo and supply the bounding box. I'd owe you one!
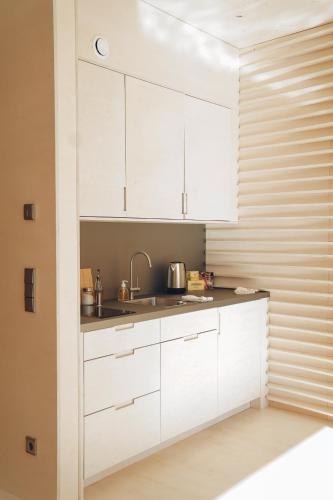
[127,296,187,307]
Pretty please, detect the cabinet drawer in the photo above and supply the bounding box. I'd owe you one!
[84,344,160,415]
[161,308,218,342]
[84,391,160,479]
[83,319,160,360]
[219,299,267,336]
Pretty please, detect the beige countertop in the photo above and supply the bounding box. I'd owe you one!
[81,288,269,333]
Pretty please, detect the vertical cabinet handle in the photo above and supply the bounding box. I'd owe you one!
[181,192,185,215]
[185,193,188,215]
[123,186,127,212]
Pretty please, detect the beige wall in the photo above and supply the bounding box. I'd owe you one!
[0,1,58,499]
[206,22,333,419]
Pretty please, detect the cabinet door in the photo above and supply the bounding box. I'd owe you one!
[126,77,184,219]
[78,61,126,217]
[161,330,218,441]
[219,299,267,414]
[185,97,236,221]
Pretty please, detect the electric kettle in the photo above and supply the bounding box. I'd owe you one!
[167,262,186,293]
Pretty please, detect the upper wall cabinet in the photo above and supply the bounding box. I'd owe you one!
[78,61,126,218]
[77,64,237,221]
[184,98,237,221]
[126,77,184,219]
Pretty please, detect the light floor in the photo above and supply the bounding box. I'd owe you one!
[85,406,333,500]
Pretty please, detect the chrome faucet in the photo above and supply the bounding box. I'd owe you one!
[129,251,152,300]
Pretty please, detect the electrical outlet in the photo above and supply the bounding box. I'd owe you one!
[25,436,37,456]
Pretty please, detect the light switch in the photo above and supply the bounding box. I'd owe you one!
[24,204,36,221]
[25,283,35,298]
[24,268,36,312]
[24,268,35,284]
[25,297,35,313]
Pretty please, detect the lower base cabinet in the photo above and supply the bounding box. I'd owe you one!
[83,299,268,481]
[84,391,160,479]
[161,330,218,441]
[219,299,267,414]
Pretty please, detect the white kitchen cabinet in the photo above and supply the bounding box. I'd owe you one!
[219,299,268,414]
[161,330,218,441]
[78,63,237,221]
[84,343,160,415]
[83,319,160,361]
[82,298,268,481]
[184,97,236,221]
[84,391,160,479]
[161,308,219,342]
[126,77,184,219]
[78,61,126,217]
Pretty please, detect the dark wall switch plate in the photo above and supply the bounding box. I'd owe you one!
[24,204,36,220]
[24,268,35,284]
[24,268,36,312]
[25,283,35,298]
[25,297,35,313]
[25,436,37,456]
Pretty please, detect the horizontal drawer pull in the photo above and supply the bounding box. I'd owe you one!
[114,323,135,332]
[114,399,135,411]
[114,349,135,359]
[184,333,199,342]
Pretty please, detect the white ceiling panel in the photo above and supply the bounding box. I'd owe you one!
[143,0,333,47]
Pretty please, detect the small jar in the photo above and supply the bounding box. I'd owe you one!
[82,287,94,306]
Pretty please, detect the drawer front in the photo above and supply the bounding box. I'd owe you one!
[84,391,160,479]
[161,308,218,342]
[84,344,160,415]
[219,299,268,337]
[84,319,160,360]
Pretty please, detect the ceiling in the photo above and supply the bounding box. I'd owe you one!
[143,0,333,47]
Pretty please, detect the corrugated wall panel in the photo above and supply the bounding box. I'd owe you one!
[207,22,333,420]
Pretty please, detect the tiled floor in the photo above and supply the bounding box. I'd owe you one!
[85,406,333,500]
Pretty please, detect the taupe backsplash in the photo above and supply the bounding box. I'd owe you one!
[80,221,206,300]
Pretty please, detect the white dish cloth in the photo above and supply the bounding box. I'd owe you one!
[181,295,214,303]
[234,287,259,295]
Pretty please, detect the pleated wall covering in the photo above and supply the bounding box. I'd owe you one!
[206,22,333,419]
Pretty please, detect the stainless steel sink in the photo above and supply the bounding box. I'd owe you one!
[126,296,187,307]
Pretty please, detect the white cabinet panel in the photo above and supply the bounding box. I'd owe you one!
[77,0,239,108]
[219,299,267,414]
[126,77,184,219]
[84,391,160,479]
[83,319,160,361]
[84,344,160,415]
[161,330,218,441]
[185,97,237,221]
[78,61,126,217]
[161,308,218,342]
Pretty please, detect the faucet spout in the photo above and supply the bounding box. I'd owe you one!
[129,251,153,300]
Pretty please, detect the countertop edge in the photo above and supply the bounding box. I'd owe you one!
[80,289,270,333]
